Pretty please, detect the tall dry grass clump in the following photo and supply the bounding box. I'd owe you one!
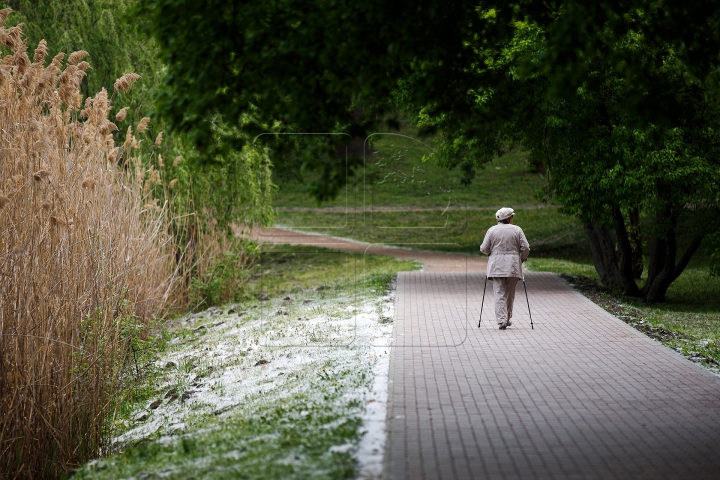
[0,12,173,478]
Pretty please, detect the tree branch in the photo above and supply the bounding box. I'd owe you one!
[672,236,703,282]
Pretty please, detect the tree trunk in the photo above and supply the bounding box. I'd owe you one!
[627,209,643,279]
[640,203,703,302]
[642,206,670,293]
[642,227,676,302]
[584,217,642,296]
[585,205,703,303]
[584,220,623,290]
[612,207,642,296]
[643,232,702,302]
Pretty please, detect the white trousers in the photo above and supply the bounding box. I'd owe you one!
[491,277,519,324]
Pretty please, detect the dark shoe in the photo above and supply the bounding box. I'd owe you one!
[499,322,508,330]
[506,319,512,327]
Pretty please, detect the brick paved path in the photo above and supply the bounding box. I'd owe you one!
[386,271,720,479]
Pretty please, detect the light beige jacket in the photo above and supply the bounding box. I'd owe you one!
[480,224,530,279]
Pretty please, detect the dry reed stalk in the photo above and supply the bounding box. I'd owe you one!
[0,14,174,479]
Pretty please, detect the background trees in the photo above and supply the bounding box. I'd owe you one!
[9,0,275,232]
[408,13,720,302]
[133,0,490,198]
[134,0,720,302]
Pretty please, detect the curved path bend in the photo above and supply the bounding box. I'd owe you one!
[251,227,487,273]
[253,227,720,479]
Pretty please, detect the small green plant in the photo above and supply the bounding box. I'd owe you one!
[367,273,393,291]
[707,232,720,277]
[189,248,255,310]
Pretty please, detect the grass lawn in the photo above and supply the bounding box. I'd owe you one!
[274,207,588,257]
[274,136,547,210]
[273,133,720,375]
[633,268,720,341]
[75,246,418,479]
[274,138,587,257]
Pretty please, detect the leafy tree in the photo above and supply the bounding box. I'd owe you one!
[135,0,720,300]
[132,0,496,198]
[7,0,158,112]
[514,1,720,113]
[409,19,720,302]
[134,0,720,193]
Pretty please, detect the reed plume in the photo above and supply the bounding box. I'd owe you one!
[137,116,150,133]
[113,72,140,92]
[115,106,129,121]
[0,15,174,478]
[67,49,88,65]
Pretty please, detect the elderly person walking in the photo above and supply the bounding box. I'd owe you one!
[480,207,530,329]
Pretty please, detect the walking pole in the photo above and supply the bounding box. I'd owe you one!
[478,275,488,328]
[522,276,533,329]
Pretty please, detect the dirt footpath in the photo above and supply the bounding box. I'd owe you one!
[251,227,487,273]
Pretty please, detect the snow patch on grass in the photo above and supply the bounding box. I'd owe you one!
[354,287,395,479]
[83,282,396,478]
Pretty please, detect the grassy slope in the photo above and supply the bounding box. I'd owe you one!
[274,207,588,257]
[274,139,589,257]
[75,246,419,479]
[275,137,545,208]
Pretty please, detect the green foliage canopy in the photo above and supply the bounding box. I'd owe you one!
[408,17,720,302]
[8,0,161,114]
[134,0,720,299]
[135,0,720,199]
[133,0,481,141]
[133,0,496,199]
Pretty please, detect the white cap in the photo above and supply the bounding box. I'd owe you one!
[495,207,515,221]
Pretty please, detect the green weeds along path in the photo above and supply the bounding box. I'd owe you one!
[77,250,417,479]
